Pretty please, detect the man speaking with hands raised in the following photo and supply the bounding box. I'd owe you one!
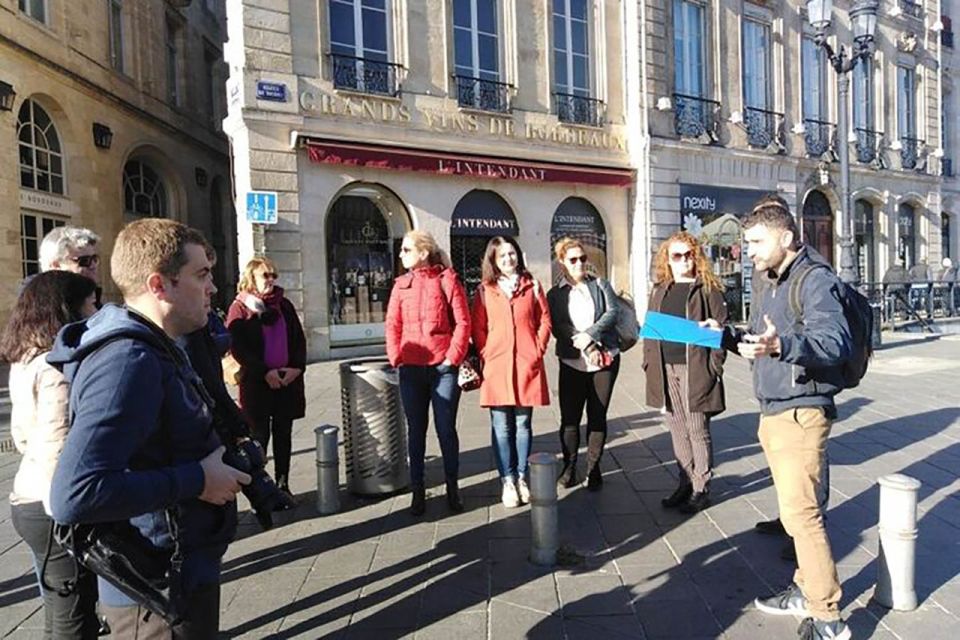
[702,195,853,640]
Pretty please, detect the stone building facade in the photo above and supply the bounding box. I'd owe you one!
[225,0,634,359]
[942,0,959,265]
[0,0,235,314]
[633,0,952,320]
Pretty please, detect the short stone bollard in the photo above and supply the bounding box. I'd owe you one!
[876,473,921,611]
[528,453,559,566]
[315,425,340,515]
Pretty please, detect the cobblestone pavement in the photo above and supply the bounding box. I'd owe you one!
[1,333,958,639]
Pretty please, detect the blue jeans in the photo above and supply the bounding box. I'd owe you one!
[490,407,533,481]
[399,364,462,486]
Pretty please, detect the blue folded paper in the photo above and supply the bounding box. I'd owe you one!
[639,311,722,348]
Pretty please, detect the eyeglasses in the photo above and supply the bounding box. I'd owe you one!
[670,251,694,262]
[70,254,100,268]
[259,272,278,280]
[566,255,588,264]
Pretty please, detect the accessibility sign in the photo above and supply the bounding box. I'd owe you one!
[246,191,278,224]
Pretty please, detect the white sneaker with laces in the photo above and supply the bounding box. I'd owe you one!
[517,477,530,503]
[501,479,521,508]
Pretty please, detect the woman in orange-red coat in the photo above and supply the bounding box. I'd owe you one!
[471,236,552,509]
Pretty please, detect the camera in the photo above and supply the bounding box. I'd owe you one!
[221,439,294,530]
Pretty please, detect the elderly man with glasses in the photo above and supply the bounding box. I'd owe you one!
[25,226,103,306]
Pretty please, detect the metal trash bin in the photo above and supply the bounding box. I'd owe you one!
[339,359,408,495]
[869,303,882,348]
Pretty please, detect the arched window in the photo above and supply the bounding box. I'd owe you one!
[550,197,607,283]
[123,160,168,219]
[897,203,917,268]
[17,99,65,194]
[801,190,834,266]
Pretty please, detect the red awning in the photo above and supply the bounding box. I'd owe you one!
[302,138,634,188]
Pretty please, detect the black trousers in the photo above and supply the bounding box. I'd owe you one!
[100,583,220,639]
[10,501,100,640]
[252,415,293,488]
[558,357,620,477]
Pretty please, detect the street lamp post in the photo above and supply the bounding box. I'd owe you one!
[807,0,879,286]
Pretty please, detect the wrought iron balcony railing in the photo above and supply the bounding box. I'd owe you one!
[900,136,925,170]
[554,92,605,127]
[744,106,785,150]
[672,93,721,142]
[803,118,836,158]
[854,127,884,165]
[330,54,403,97]
[944,157,954,177]
[899,0,922,19]
[454,75,512,113]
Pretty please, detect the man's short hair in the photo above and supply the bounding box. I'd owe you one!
[111,218,210,298]
[743,193,799,238]
[39,226,101,271]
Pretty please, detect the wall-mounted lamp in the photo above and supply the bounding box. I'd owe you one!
[92,123,113,149]
[0,81,16,112]
[195,167,208,187]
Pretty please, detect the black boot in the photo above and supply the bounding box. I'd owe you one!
[445,479,463,513]
[557,463,578,488]
[661,483,693,509]
[410,485,426,516]
[585,465,603,492]
[755,517,787,536]
[678,490,710,514]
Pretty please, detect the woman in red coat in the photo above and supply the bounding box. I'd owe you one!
[386,230,471,516]
[226,257,307,500]
[471,237,552,508]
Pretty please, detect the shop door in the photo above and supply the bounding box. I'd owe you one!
[550,197,607,285]
[450,190,518,299]
[802,190,835,266]
[450,236,489,299]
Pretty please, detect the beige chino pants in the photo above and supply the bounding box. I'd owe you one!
[758,407,842,621]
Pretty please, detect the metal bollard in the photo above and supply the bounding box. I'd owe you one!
[315,425,340,515]
[528,453,559,566]
[876,473,921,611]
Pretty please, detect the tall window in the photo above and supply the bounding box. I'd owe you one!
[853,59,874,129]
[165,17,181,106]
[897,66,918,138]
[801,36,826,121]
[742,19,771,110]
[123,160,169,220]
[108,0,124,72]
[898,203,917,267]
[18,0,46,23]
[204,47,218,126]
[855,199,877,283]
[673,0,705,97]
[453,0,504,110]
[329,0,392,94]
[17,99,65,195]
[21,214,65,277]
[553,0,591,98]
[943,213,952,260]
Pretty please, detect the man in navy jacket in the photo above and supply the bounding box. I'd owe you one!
[49,219,250,638]
[704,195,853,640]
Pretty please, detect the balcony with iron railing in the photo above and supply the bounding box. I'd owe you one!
[553,92,605,127]
[854,127,884,165]
[803,119,836,158]
[672,93,721,142]
[743,106,785,150]
[453,75,512,113]
[899,0,922,19]
[329,54,403,97]
[900,136,925,170]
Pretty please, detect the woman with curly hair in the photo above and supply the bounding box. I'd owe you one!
[643,231,728,514]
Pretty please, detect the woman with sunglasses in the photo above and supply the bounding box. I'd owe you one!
[546,237,620,491]
[386,230,471,516]
[1,271,100,639]
[643,231,728,514]
[470,237,552,508]
[226,257,307,501]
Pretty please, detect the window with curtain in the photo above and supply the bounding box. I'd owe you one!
[553,0,591,98]
[742,18,771,110]
[801,35,826,121]
[897,66,917,138]
[673,0,705,97]
[17,99,65,195]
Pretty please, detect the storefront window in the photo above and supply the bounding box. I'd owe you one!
[449,190,518,297]
[550,197,606,284]
[326,186,409,344]
[855,199,877,283]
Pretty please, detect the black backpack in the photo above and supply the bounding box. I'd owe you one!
[788,264,873,389]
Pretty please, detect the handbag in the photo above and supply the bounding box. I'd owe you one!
[222,352,241,386]
[458,346,483,392]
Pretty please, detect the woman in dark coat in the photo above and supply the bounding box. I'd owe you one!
[643,231,728,514]
[226,257,307,498]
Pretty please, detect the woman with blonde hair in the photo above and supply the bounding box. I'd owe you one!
[226,256,307,500]
[386,230,471,516]
[546,237,620,491]
[643,230,728,514]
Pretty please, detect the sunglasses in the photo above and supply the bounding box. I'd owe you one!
[259,272,278,280]
[670,251,694,262]
[70,254,100,268]
[566,255,588,264]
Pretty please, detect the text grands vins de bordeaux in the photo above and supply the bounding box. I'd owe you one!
[299,91,628,153]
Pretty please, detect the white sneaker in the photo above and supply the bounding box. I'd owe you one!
[501,479,521,508]
[517,477,530,503]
